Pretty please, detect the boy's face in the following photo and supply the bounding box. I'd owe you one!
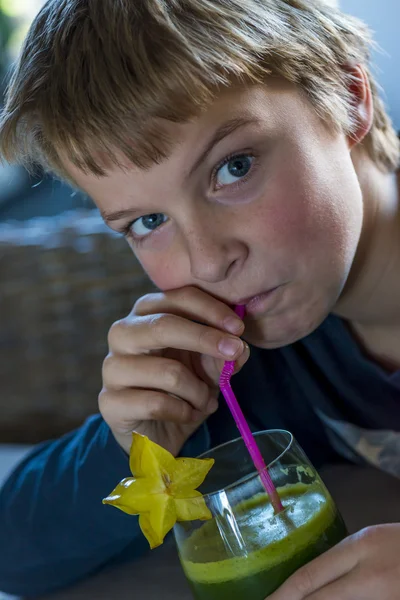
[67,79,363,348]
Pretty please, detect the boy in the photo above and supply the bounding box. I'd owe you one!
[1,0,400,597]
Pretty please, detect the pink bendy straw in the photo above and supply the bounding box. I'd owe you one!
[219,304,283,514]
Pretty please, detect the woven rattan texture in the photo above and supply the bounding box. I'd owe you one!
[0,210,154,442]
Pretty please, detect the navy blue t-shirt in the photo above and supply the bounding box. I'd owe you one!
[1,314,399,596]
[211,315,400,475]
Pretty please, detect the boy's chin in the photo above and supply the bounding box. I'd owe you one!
[244,310,329,349]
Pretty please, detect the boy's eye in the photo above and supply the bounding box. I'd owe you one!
[130,213,168,237]
[215,155,254,187]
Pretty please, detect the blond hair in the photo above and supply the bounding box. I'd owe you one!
[0,0,398,179]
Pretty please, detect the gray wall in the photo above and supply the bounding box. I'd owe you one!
[340,0,399,130]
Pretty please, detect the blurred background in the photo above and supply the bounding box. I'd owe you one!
[0,1,398,448]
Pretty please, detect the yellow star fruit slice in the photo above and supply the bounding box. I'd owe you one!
[103,432,214,549]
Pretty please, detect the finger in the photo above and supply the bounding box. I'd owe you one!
[210,341,251,381]
[305,572,363,600]
[268,536,357,600]
[134,287,245,335]
[233,341,251,373]
[102,354,211,412]
[99,388,200,433]
[109,313,245,360]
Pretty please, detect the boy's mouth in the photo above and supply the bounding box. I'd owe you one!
[234,286,283,316]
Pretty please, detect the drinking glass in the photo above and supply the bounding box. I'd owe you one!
[174,430,347,600]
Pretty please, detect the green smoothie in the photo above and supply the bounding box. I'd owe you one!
[180,482,347,600]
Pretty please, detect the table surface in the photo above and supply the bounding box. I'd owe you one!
[2,462,400,599]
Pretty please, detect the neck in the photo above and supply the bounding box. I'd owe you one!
[334,150,400,365]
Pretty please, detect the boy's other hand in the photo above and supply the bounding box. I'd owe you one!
[99,286,249,456]
[267,523,400,600]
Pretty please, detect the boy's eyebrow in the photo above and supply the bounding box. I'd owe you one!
[187,116,260,178]
[101,208,141,224]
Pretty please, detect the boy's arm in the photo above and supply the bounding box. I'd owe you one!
[0,414,209,597]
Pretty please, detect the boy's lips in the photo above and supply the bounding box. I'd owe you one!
[234,286,283,316]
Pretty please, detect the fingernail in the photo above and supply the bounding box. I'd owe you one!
[218,337,243,358]
[223,316,243,334]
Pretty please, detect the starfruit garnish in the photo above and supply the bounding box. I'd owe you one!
[103,432,214,549]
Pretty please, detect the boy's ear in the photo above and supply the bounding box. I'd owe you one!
[345,64,374,150]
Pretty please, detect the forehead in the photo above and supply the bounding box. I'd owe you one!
[65,79,311,195]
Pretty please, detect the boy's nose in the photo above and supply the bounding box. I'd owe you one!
[187,229,245,284]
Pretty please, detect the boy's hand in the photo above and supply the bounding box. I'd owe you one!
[99,287,249,456]
[268,523,400,600]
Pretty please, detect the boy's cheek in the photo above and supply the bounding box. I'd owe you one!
[248,191,314,260]
[139,250,189,291]
[132,226,189,290]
